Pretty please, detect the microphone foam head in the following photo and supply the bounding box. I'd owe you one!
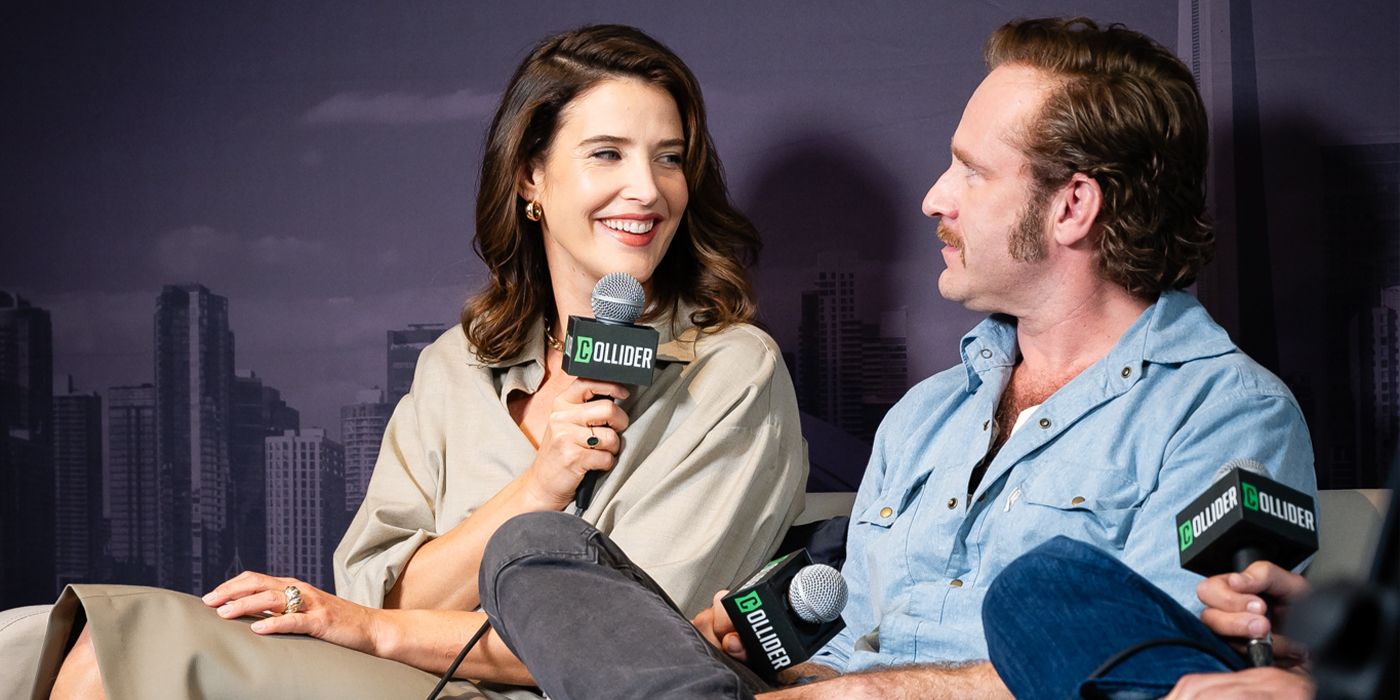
[788,564,847,624]
[1213,458,1268,481]
[591,273,645,324]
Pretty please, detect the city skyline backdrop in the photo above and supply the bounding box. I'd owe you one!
[3,1,1397,605]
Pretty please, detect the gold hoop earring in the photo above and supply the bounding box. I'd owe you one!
[524,201,543,222]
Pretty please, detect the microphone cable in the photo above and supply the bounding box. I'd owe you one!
[425,616,492,700]
[1083,636,1242,688]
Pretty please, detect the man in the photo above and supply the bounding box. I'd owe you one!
[475,16,1317,699]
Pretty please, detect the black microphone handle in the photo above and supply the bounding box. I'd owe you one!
[574,393,616,512]
[575,471,601,511]
[1232,545,1266,574]
[1231,545,1275,668]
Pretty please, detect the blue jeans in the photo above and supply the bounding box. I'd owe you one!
[983,536,1246,700]
[479,512,769,700]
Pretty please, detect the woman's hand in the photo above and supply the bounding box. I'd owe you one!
[524,378,630,509]
[1196,560,1311,666]
[204,571,390,657]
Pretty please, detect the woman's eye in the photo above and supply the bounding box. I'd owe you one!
[591,149,622,161]
[658,153,684,166]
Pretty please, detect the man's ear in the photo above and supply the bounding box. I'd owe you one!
[1050,172,1101,247]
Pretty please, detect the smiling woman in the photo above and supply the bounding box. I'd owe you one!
[31,24,807,700]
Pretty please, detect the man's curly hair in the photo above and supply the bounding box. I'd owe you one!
[987,17,1215,296]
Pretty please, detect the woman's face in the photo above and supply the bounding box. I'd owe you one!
[522,77,689,298]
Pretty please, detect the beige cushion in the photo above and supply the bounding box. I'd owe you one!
[0,604,51,699]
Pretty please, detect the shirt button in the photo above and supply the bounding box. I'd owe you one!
[880,507,893,518]
[1038,418,1051,429]
[949,578,963,587]
[982,420,990,431]
[1121,366,1132,378]
[980,349,992,359]
[1071,496,1086,506]
[947,497,958,509]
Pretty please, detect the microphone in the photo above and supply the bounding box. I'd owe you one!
[1175,458,1319,667]
[721,549,848,679]
[562,273,659,510]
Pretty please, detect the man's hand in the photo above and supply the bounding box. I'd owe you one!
[1165,667,1313,699]
[1196,560,1310,666]
[691,589,747,661]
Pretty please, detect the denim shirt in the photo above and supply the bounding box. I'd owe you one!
[813,291,1317,671]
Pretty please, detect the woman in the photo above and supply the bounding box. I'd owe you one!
[39,24,806,699]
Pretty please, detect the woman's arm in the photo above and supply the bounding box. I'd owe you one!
[386,377,630,611]
[206,572,533,685]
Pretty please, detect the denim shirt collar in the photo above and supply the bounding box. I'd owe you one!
[957,290,1236,393]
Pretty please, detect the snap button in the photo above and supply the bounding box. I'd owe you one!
[880,506,893,518]
[1121,366,1132,379]
[950,578,963,587]
[1038,418,1051,429]
[1071,496,1085,506]
[980,349,992,359]
[947,497,958,509]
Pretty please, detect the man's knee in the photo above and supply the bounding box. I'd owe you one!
[988,537,1109,607]
[481,512,596,593]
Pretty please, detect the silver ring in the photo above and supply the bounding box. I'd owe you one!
[283,585,303,615]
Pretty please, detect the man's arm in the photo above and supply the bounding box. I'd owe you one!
[759,662,1011,700]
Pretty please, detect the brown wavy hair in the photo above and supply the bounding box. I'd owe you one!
[462,24,761,363]
[986,17,1215,297]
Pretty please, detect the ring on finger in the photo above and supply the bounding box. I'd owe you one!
[283,585,303,615]
[586,424,599,448]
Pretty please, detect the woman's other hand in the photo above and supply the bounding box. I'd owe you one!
[204,571,390,657]
[525,378,630,508]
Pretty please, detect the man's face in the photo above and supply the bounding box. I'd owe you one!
[922,64,1055,313]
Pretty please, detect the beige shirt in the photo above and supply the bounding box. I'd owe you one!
[333,316,808,616]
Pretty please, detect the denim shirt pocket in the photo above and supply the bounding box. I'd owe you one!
[854,472,930,530]
[1014,464,1140,550]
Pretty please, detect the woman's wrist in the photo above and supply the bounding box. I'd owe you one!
[517,465,574,512]
[368,608,405,659]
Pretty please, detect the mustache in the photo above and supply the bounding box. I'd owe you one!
[937,222,961,248]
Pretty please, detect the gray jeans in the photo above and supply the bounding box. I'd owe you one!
[479,512,770,700]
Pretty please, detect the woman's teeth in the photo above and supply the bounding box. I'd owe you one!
[601,218,655,234]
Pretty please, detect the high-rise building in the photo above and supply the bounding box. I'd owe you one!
[107,383,158,586]
[53,379,103,590]
[0,290,54,606]
[387,324,447,408]
[797,271,866,438]
[860,310,909,441]
[265,428,345,591]
[155,284,234,594]
[341,388,390,515]
[1322,143,1400,488]
[229,370,299,575]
